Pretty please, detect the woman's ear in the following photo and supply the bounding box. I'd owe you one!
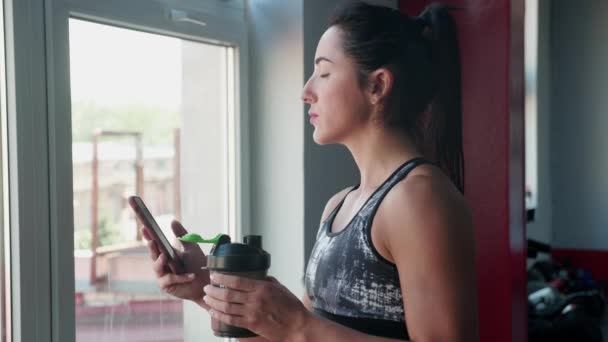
[367,67,394,106]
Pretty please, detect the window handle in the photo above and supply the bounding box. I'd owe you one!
[169,9,207,27]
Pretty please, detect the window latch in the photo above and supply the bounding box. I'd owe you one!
[169,9,207,27]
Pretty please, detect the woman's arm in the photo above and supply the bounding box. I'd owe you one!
[238,294,313,342]
[207,276,408,342]
[376,173,479,342]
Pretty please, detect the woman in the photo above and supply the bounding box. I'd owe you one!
[143,2,478,341]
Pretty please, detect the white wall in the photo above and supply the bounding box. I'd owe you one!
[549,0,608,250]
[248,0,306,295]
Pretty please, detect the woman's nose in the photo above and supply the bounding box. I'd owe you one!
[301,79,316,104]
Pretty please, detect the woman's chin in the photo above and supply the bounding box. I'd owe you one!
[312,130,335,145]
[312,130,325,145]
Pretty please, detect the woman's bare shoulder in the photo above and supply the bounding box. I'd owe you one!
[376,164,472,241]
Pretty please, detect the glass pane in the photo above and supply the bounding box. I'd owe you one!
[70,19,236,341]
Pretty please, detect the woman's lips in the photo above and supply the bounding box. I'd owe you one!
[309,112,319,124]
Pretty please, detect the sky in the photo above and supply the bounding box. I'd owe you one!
[69,18,182,109]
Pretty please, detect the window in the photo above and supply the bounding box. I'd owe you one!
[525,0,539,213]
[5,0,250,340]
[69,19,239,340]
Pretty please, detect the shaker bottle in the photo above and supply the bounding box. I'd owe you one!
[206,235,271,338]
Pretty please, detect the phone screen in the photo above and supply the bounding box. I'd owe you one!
[129,196,177,261]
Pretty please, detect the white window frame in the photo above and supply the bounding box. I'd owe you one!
[3,0,250,341]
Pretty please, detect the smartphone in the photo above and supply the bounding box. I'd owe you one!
[128,195,185,274]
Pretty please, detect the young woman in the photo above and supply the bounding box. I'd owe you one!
[143,2,478,341]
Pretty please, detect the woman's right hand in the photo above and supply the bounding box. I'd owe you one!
[142,220,210,309]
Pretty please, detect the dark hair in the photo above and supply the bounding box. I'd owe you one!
[329,2,465,193]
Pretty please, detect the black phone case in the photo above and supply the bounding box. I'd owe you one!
[128,196,185,274]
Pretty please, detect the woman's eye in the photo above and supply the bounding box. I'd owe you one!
[320,73,330,78]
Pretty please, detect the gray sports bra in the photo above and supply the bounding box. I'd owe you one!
[304,158,431,340]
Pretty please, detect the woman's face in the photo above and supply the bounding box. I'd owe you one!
[301,26,372,145]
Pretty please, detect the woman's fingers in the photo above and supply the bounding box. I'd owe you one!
[210,273,258,292]
[143,227,162,261]
[203,295,246,316]
[158,272,196,291]
[170,220,188,238]
[152,253,169,277]
[209,309,249,330]
[204,284,250,304]
[141,226,153,241]
[147,240,160,261]
[266,276,279,284]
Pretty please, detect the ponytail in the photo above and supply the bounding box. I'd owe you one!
[329,1,465,193]
[417,4,465,193]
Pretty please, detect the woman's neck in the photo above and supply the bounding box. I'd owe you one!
[343,125,422,190]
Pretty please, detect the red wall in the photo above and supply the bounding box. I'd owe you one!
[552,248,608,285]
[399,1,527,341]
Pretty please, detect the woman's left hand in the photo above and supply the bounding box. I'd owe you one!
[203,273,311,342]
